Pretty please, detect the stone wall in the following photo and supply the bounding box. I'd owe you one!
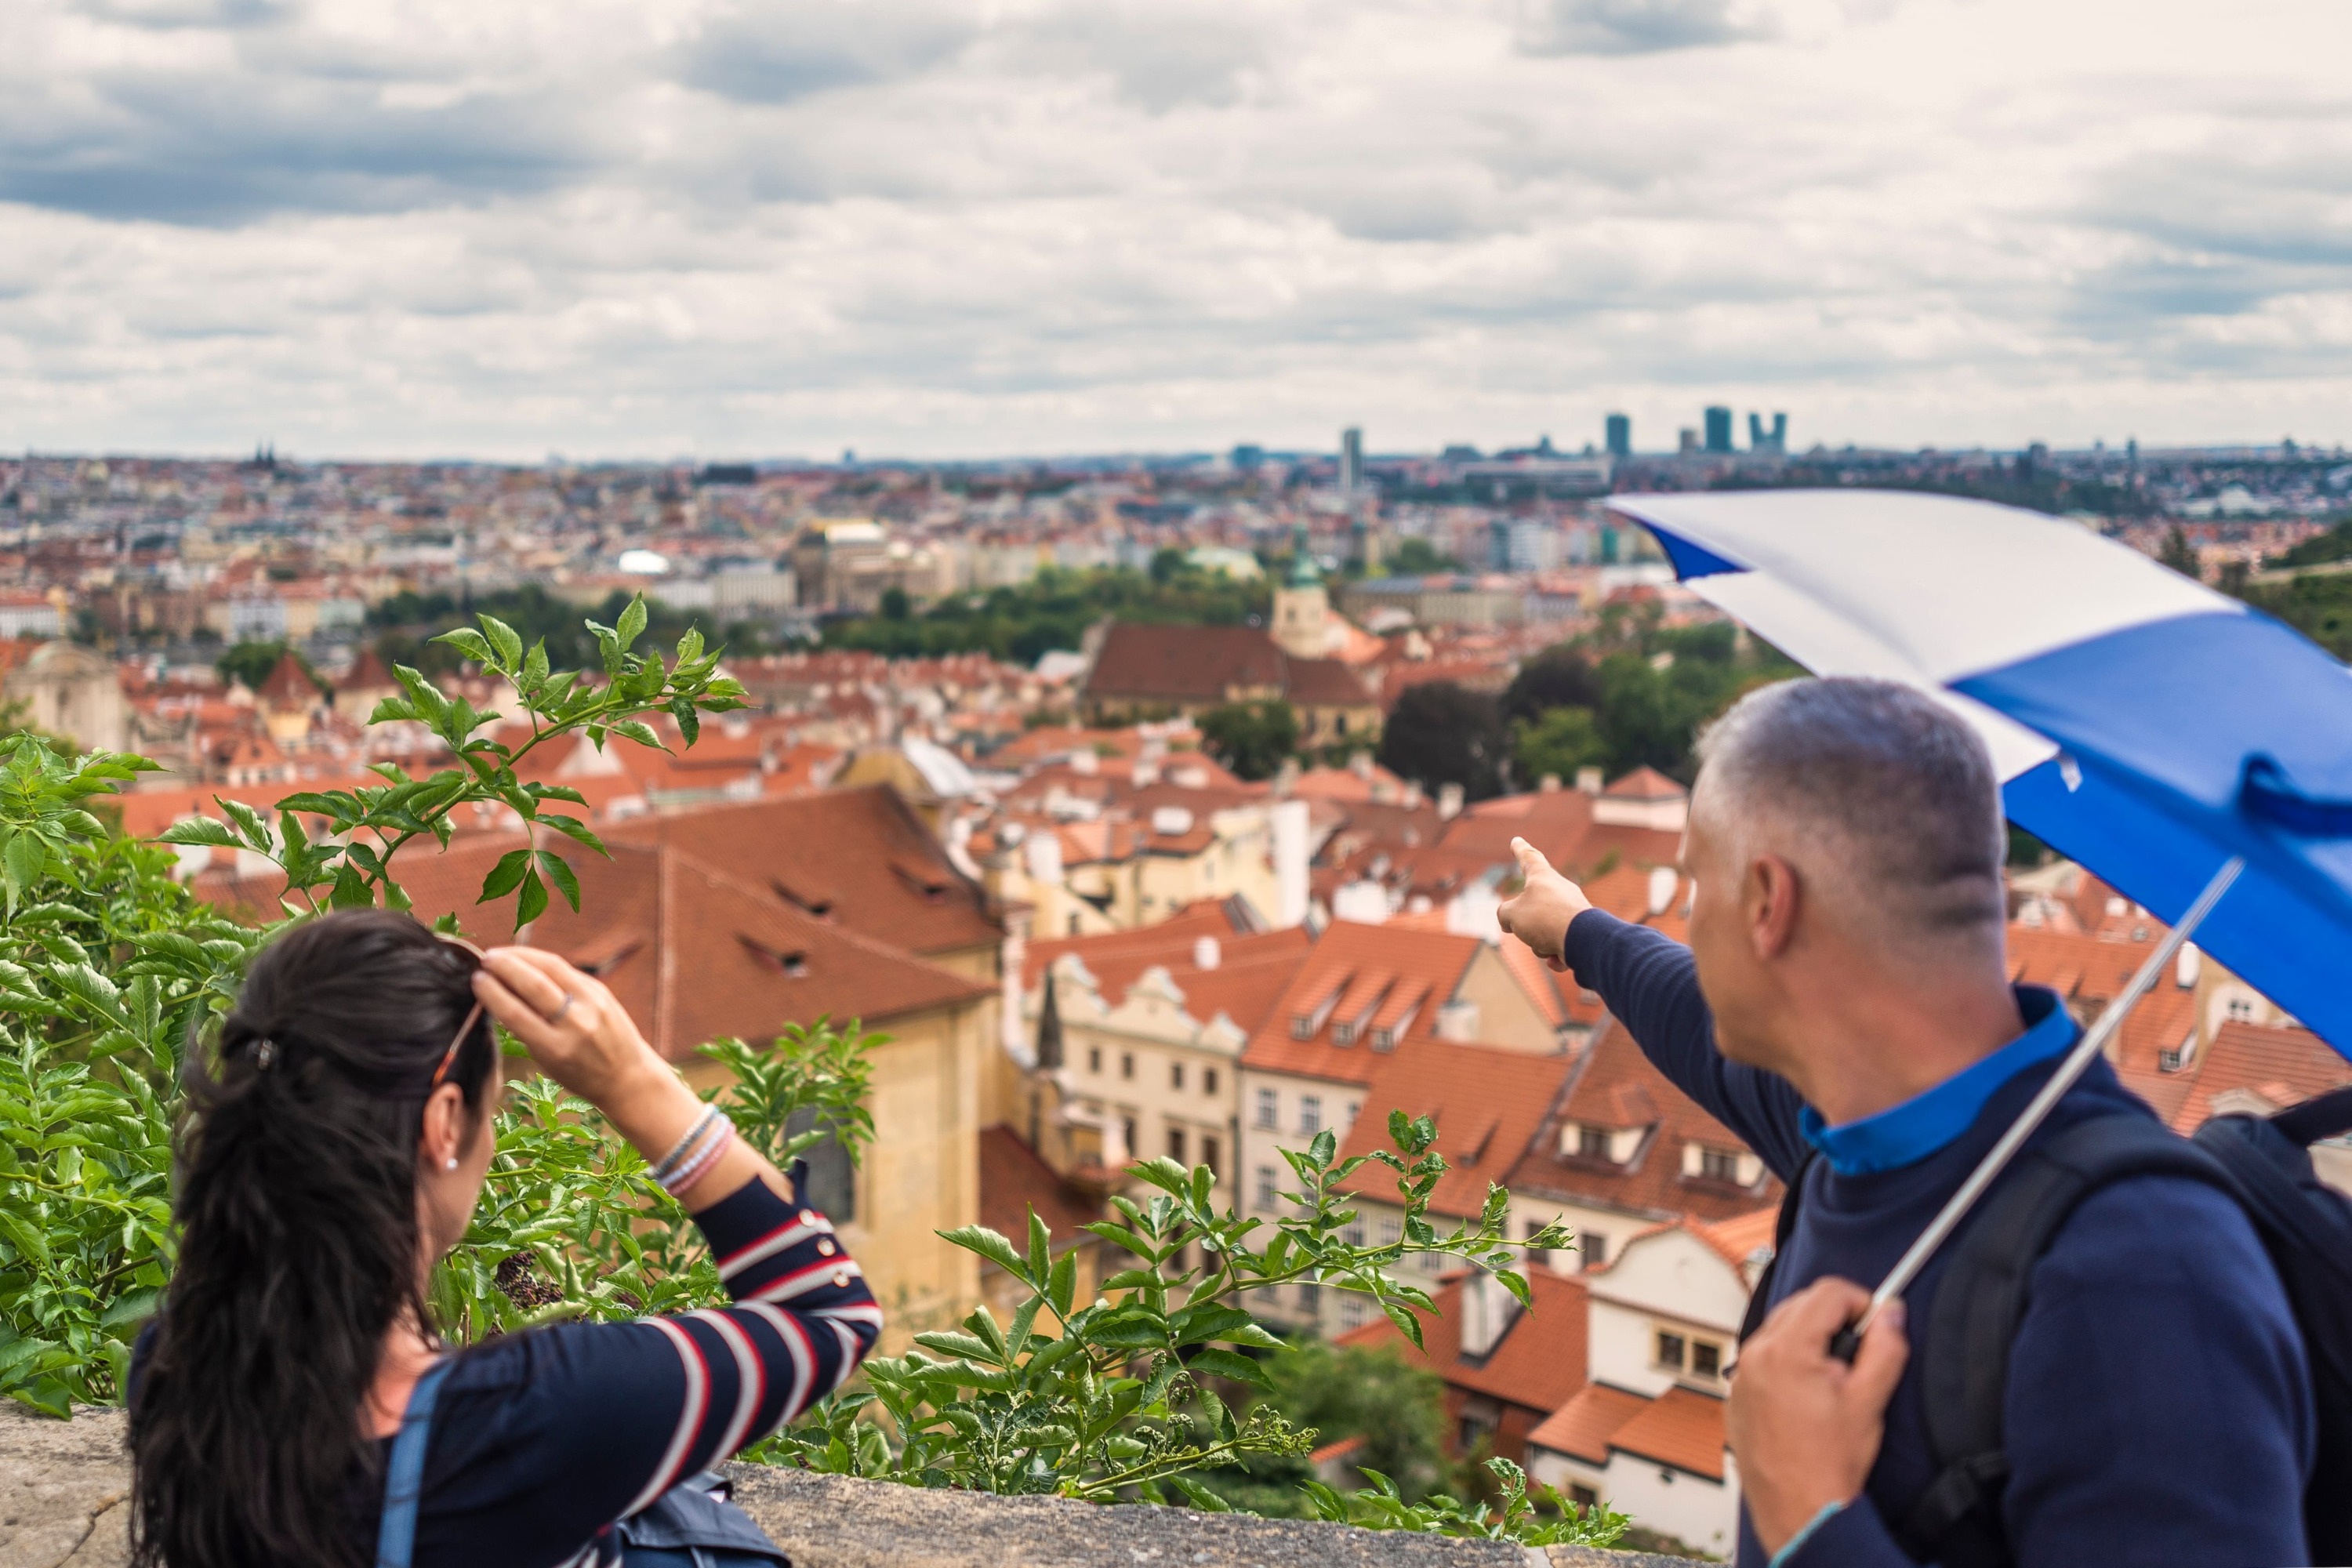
[0,1406,1705,1568]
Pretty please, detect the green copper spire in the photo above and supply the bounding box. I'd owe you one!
[1286,523,1322,586]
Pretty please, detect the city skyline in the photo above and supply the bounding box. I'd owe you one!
[4,0,2350,460]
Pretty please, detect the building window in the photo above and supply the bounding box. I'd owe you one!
[1171,1062,1185,1091]
[1087,1046,1102,1073]
[1069,914,1080,935]
[1298,1280,1319,1311]
[1339,1296,1368,1328]
[1378,1217,1402,1247]
[1582,1233,1609,1270]
[1120,1052,1135,1080]
[1168,1127,1187,1163]
[1699,1147,1740,1183]
[1655,1330,1687,1371]
[1345,1217,1367,1247]
[1256,1166,1279,1209]
[1578,1125,1613,1161]
[1123,1116,1138,1161]
[1204,1067,1219,1095]
[1202,1135,1221,1178]
[1570,1484,1599,1510]
[1693,1340,1723,1379]
[2227,995,2256,1022]
[1524,1217,1552,1269]
[1300,1095,1322,1135]
[1255,1088,1278,1129]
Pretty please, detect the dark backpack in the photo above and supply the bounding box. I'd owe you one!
[1738,1087,2352,1567]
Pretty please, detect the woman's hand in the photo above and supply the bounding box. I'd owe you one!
[474,947,666,1109]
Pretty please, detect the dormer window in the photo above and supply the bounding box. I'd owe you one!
[1578,1125,1612,1161]
[1699,1148,1739,1183]
[741,938,809,978]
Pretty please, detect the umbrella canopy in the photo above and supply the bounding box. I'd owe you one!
[1605,488,2352,1061]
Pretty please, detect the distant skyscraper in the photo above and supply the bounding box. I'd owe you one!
[1231,444,1265,472]
[1605,413,1631,459]
[1704,406,1733,454]
[1679,428,1700,455]
[1747,412,1788,455]
[1339,426,1364,492]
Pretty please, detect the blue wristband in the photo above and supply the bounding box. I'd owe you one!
[1768,1500,1847,1568]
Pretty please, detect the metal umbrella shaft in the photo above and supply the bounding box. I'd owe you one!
[1829,855,2245,1361]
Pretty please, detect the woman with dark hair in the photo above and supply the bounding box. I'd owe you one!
[126,909,879,1568]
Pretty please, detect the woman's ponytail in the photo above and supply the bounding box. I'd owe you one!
[129,911,495,1568]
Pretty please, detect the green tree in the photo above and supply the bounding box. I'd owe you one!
[2157,526,2203,581]
[1513,706,1607,786]
[1378,684,1508,799]
[880,586,912,621]
[1501,647,1599,726]
[1265,1341,1450,1501]
[1198,700,1299,782]
[1386,539,1456,575]
[216,641,325,695]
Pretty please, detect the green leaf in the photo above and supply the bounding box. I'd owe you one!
[670,696,701,748]
[536,850,581,913]
[433,627,495,665]
[1182,1348,1271,1389]
[616,594,648,652]
[1381,1298,1425,1350]
[514,866,550,928]
[938,1225,1026,1278]
[478,614,525,669]
[609,719,668,754]
[479,848,533,899]
[153,819,244,850]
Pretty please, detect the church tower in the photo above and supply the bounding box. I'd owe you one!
[1272,524,1330,660]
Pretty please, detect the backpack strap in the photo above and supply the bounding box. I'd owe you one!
[375,1356,458,1568]
[1891,1114,2232,1568]
[2270,1083,2352,1148]
[1737,1150,1815,1346]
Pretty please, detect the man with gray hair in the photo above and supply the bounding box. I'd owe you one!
[1497,677,2308,1568]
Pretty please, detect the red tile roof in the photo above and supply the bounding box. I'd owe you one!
[2145,1020,2352,1134]
[979,1124,1104,1247]
[1504,1017,1780,1224]
[1333,1038,1576,1218]
[1608,1385,1727,1480]
[1526,1384,1647,1465]
[1335,1267,1590,1417]
[605,786,1000,960]
[1241,923,1489,1087]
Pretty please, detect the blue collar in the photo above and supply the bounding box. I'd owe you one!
[1800,986,2078,1176]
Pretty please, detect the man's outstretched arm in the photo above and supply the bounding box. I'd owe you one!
[1497,837,1809,1178]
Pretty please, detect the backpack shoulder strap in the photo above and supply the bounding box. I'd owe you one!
[1737,1150,1815,1345]
[1893,1113,2231,1568]
[375,1356,458,1568]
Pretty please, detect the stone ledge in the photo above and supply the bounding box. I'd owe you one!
[0,1406,1703,1568]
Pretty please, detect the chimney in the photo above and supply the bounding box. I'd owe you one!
[1437,782,1464,820]
[1646,865,1678,917]
[1193,935,1222,971]
[2175,942,2201,989]
[1132,757,1160,788]
[1272,798,1311,928]
[1539,773,1561,793]
[1458,1269,1515,1359]
[1403,781,1424,810]
[1574,766,1603,795]
[1025,832,1064,886]
[1435,999,1480,1041]
[1350,750,1374,780]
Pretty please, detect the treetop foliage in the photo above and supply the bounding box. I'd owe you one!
[825,565,1270,665]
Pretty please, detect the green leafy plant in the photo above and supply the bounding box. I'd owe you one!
[760,1113,1618,1550]
[159,597,746,925]
[1304,1457,1625,1546]
[0,739,263,1413]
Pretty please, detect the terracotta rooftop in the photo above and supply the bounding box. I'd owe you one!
[1333,1038,1576,1218]
[1335,1265,1590,1418]
[1240,923,1490,1087]
[1505,1016,1780,1224]
[1607,1385,1727,1480]
[1526,1384,1647,1466]
[604,786,1001,960]
[979,1124,1104,1247]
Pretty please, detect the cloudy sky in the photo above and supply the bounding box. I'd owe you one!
[2,0,2349,461]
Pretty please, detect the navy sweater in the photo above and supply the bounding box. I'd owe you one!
[1562,909,2312,1568]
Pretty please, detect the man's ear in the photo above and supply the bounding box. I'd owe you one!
[1746,853,1801,961]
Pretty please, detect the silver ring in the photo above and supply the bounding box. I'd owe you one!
[550,991,575,1023]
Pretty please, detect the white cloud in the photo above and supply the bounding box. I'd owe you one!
[0,0,2350,457]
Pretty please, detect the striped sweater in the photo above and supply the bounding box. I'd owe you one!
[376,1176,880,1566]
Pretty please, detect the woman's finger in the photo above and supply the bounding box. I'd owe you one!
[480,948,573,1018]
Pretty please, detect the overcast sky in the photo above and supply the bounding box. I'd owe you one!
[2,0,2349,462]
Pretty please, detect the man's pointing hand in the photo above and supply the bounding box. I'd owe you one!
[1495,835,1591,971]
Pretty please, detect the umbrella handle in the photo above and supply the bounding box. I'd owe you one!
[1819,855,2245,1367]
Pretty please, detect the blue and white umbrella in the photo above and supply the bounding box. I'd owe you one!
[1603,488,2352,1334]
[1607,488,2352,1060]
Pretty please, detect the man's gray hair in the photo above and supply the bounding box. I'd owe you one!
[1693,677,2007,950]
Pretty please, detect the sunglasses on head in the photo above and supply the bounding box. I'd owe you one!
[431,932,488,1092]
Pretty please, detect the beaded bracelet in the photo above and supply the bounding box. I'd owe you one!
[651,1104,723,1185]
[659,1116,735,1196]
